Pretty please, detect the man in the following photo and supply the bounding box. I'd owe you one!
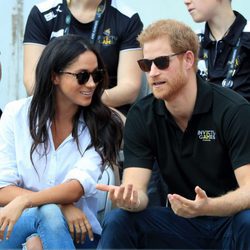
[184,0,250,101]
[97,19,250,249]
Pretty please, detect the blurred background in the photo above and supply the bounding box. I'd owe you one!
[0,0,249,110]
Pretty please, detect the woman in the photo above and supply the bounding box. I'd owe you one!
[23,0,143,115]
[0,34,123,249]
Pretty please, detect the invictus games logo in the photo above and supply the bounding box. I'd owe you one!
[97,28,117,46]
[197,130,216,142]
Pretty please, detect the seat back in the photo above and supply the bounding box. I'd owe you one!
[97,165,115,223]
[135,73,151,101]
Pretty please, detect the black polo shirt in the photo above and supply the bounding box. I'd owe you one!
[198,11,250,101]
[124,76,250,200]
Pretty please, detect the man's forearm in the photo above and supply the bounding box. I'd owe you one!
[204,186,250,217]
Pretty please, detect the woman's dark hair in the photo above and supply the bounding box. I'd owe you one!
[29,34,123,168]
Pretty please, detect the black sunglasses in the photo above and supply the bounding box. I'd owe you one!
[59,69,105,85]
[137,51,186,72]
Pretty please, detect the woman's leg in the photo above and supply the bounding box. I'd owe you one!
[0,207,39,249]
[23,235,43,250]
[25,234,101,250]
[0,204,75,249]
[34,204,75,249]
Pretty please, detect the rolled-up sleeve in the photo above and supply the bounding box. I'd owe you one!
[63,146,102,197]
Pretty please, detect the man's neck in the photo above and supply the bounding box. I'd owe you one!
[164,75,197,132]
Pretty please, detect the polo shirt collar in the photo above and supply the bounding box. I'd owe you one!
[202,11,247,48]
[192,76,213,115]
[154,75,213,117]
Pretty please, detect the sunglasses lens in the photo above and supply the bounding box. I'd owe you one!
[138,56,170,72]
[76,69,104,85]
[92,69,104,83]
[154,56,170,70]
[137,59,152,72]
[77,71,90,85]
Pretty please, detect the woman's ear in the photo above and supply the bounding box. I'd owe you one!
[52,72,60,85]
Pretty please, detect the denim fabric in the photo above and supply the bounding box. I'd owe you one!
[98,207,250,249]
[0,204,99,249]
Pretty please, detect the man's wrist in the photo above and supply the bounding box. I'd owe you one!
[120,198,141,212]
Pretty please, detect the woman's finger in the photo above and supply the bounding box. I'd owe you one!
[83,217,93,242]
[74,222,82,244]
[68,222,74,239]
[79,222,87,244]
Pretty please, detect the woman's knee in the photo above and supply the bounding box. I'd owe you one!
[38,204,61,218]
[37,204,67,230]
[23,235,43,250]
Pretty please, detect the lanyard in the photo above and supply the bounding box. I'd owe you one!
[200,37,241,88]
[64,0,106,44]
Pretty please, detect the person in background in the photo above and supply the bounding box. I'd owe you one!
[184,0,250,101]
[0,54,2,117]
[0,34,123,249]
[97,19,250,249]
[23,0,143,115]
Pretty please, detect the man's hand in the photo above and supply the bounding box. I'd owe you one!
[60,204,93,244]
[96,184,140,211]
[168,186,209,218]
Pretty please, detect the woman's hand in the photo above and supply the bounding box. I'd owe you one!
[0,196,28,240]
[60,204,93,244]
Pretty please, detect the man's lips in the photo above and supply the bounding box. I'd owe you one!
[153,81,166,86]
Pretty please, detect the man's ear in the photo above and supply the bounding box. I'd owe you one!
[183,50,195,70]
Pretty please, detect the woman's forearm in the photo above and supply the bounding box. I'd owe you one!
[0,179,84,208]
[0,185,34,206]
[22,180,84,209]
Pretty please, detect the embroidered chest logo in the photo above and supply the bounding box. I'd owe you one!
[197,130,216,142]
[97,28,117,46]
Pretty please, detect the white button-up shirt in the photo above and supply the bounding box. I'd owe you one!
[0,97,103,234]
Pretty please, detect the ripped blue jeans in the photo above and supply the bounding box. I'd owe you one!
[0,204,99,249]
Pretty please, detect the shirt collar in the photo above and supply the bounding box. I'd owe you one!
[192,75,213,115]
[202,11,247,48]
